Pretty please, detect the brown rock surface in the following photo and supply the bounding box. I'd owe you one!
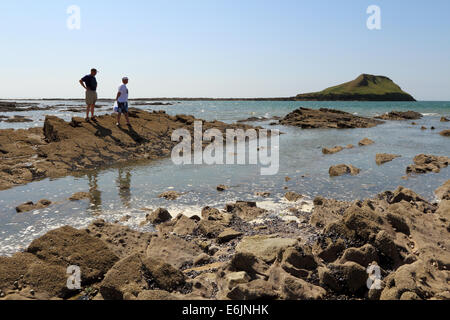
[0,109,255,190]
[376,154,401,165]
[280,108,383,129]
[329,164,361,177]
[26,226,119,283]
[406,154,449,174]
[375,111,423,120]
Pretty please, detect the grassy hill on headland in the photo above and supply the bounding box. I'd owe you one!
[295,74,416,101]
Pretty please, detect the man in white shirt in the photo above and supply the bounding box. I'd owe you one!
[116,77,130,126]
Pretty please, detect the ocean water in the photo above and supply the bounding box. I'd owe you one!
[0,100,449,255]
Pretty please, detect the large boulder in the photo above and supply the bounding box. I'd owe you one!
[26,226,119,284]
[100,253,185,300]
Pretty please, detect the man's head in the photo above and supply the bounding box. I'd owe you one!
[122,77,129,84]
[91,68,98,76]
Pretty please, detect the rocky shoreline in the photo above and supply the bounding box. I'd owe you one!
[0,108,255,191]
[0,180,448,301]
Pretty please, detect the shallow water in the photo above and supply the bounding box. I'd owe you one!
[0,100,449,255]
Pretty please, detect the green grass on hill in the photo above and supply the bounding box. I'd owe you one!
[296,74,416,101]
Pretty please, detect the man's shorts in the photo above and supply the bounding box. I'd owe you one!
[117,102,129,113]
[86,90,98,105]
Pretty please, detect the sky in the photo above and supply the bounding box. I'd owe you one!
[0,0,449,100]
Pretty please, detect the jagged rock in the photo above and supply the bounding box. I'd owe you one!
[376,154,401,165]
[441,117,450,122]
[146,208,172,225]
[440,130,450,137]
[435,180,450,200]
[406,154,449,174]
[26,226,119,283]
[329,164,361,177]
[359,138,375,146]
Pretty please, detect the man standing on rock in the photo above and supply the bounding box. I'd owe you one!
[79,68,98,122]
[116,77,131,127]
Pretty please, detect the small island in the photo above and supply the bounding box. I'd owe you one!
[295,74,416,101]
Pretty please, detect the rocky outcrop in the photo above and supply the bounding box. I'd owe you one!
[376,154,401,165]
[279,108,383,129]
[440,117,449,122]
[376,111,423,121]
[329,164,361,177]
[0,109,255,191]
[440,130,450,137]
[15,199,52,213]
[406,154,449,174]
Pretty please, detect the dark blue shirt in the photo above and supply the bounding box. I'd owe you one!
[82,75,97,91]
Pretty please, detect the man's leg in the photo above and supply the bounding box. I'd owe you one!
[86,105,90,120]
[117,112,121,125]
[90,104,95,118]
[124,112,130,125]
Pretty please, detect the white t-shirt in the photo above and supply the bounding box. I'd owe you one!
[118,84,129,103]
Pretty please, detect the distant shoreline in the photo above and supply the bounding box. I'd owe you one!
[0,97,428,102]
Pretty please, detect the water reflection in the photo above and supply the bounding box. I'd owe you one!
[116,168,132,208]
[87,172,102,212]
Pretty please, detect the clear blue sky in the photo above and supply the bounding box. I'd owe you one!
[1,0,449,100]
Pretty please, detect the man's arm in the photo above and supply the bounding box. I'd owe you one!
[79,79,87,90]
[116,91,121,101]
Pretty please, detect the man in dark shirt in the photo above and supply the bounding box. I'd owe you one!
[79,68,98,121]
